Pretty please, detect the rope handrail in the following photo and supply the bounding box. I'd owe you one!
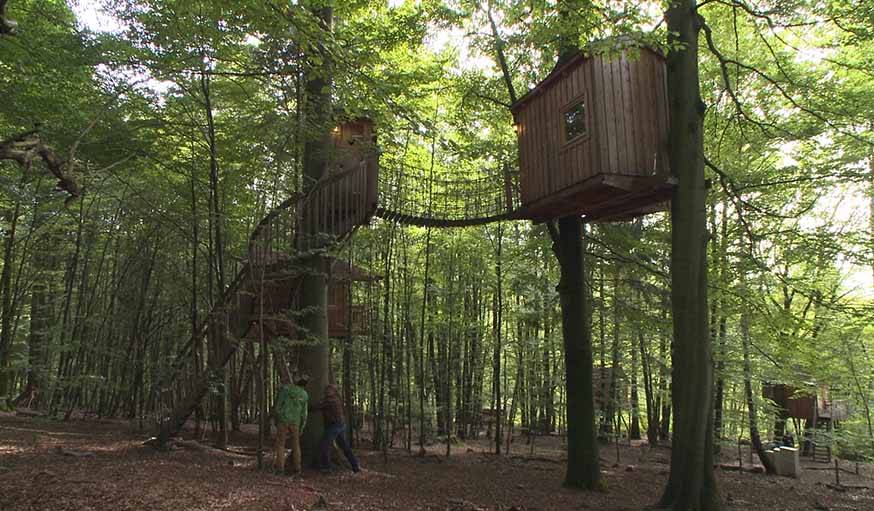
[376,159,522,225]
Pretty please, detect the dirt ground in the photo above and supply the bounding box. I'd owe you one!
[2,413,874,510]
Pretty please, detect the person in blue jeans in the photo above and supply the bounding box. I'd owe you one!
[315,384,360,473]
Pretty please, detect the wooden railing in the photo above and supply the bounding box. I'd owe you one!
[248,156,378,267]
[328,304,368,338]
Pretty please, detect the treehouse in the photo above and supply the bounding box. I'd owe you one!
[592,365,627,409]
[511,44,673,222]
[763,383,850,425]
[307,118,380,242]
[763,382,850,462]
[326,259,381,338]
[241,258,379,342]
[249,118,380,261]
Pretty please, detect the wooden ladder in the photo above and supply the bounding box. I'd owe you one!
[812,440,832,463]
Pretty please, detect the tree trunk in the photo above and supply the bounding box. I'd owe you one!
[630,313,641,441]
[418,226,432,451]
[606,270,622,436]
[554,217,600,489]
[597,261,609,439]
[493,223,503,453]
[658,1,720,508]
[741,294,776,475]
[298,1,333,462]
[658,303,671,441]
[0,201,21,406]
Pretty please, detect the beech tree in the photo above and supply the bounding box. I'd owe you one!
[658,0,720,508]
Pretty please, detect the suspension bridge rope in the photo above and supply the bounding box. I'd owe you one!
[374,157,524,227]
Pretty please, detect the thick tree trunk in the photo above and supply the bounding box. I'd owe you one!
[658,1,720,508]
[298,1,334,463]
[555,217,600,489]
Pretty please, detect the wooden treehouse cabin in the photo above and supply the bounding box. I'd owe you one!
[250,118,379,264]
[307,117,380,245]
[241,258,379,343]
[326,259,381,338]
[511,44,673,222]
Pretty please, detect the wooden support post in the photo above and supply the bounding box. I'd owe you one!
[835,458,840,486]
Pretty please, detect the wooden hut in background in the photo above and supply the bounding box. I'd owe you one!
[763,382,850,462]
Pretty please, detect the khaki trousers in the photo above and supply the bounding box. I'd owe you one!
[273,423,301,473]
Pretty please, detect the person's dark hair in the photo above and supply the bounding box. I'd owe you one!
[295,374,310,386]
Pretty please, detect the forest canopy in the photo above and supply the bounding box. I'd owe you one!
[0,0,872,508]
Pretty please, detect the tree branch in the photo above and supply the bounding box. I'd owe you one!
[0,0,17,35]
[699,15,873,148]
[0,129,81,203]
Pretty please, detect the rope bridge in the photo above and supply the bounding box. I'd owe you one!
[375,157,524,228]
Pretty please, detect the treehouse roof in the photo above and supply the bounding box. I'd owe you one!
[510,41,665,114]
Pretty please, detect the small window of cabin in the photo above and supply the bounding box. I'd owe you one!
[563,97,588,144]
[347,122,366,146]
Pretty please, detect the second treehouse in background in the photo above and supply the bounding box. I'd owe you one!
[511,42,673,222]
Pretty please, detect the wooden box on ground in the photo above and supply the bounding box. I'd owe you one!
[511,44,672,222]
[764,447,801,477]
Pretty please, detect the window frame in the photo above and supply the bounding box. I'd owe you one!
[560,91,591,149]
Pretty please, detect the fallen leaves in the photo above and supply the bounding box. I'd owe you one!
[2,414,874,511]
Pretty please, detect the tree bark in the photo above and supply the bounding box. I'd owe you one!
[554,217,600,489]
[298,1,334,462]
[658,1,720,508]
[0,201,21,406]
[741,291,776,475]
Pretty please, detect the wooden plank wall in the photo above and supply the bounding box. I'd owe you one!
[516,49,669,206]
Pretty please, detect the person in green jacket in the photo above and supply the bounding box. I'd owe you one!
[273,372,309,475]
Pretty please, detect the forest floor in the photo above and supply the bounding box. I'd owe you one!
[2,412,874,511]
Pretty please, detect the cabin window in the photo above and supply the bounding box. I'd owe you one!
[563,99,588,143]
[348,123,366,145]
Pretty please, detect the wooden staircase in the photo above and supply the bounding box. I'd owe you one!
[156,148,377,443]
